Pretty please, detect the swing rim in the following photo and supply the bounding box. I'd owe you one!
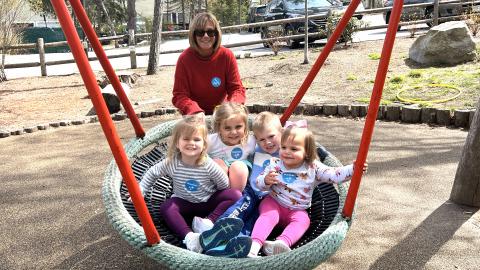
[102,118,353,269]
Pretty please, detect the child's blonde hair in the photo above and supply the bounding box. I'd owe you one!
[168,118,208,165]
[252,112,282,136]
[212,102,249,144]
[281,126,318,166]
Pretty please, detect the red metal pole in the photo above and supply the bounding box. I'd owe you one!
[68,0,145,138]
[280,0,361,125]
[50,0,160,245]
[342,0,404,218]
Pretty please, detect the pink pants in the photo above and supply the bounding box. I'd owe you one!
[250,195,310,247]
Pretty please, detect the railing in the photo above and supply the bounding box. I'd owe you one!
[3,0,479,76]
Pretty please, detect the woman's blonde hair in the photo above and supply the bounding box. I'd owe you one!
[167,118,208,165]
[281,126,318,166]
[188,12,222,54]
[212,102,249,145]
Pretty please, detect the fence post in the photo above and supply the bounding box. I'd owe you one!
[37,38,47,76]
[128,29,136,46]
[433,0,439,26]
[82,40,89,56]
[130,46,137,69]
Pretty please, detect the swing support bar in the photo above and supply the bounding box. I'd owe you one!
[279,0,404,218]
[342,0,404,218]
[50,0,160,245]
[69,0,145,138]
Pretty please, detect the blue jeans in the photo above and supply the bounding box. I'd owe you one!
[219,184,263,236]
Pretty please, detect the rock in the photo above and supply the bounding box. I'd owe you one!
[101,83,131,114]
[409,21,476,66]
[0,130,10,138]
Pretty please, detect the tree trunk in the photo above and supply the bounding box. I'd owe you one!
[238,0,241,26]
[147,0,163,75]
[181,0,186,29]
[127,0,136,34]
[0,51,7,82]
[94,0,117,36]
[450,98,480,207]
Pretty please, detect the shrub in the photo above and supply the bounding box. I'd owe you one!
[326,13,365,46]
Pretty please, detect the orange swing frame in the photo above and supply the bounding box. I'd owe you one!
[50,0,404,246]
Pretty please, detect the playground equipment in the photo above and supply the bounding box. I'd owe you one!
[50,0,404,268]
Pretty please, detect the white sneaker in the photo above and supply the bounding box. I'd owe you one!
[183,232,203,253]
[247,241,262,258]
[262,240,291,256]
[192,216,214,233]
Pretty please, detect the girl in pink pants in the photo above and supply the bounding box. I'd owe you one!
[248,122,367,257]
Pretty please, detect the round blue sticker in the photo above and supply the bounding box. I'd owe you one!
[211,77,221,88]
[262,159,270,169]
[185,180,199,192]
[231,147,243,160]
[282,172,297,184]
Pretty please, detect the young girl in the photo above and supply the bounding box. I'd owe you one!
[136,118,243,254]
[192,102,256,233]
[208,102,256,191]
[248,122,367,257]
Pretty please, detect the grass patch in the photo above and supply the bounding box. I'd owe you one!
[381,64,480,109]
[407,70,422,78]
[347,74,358,81]
[368,52,381,60]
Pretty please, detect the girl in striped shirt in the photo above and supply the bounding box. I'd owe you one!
[137,117,243,253]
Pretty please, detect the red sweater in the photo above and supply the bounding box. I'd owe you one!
[172,46,246,115]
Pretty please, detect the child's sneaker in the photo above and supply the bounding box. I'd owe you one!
[247,241,261,258]
[262,240,291,256]
[183,232,203,253]
[200,217,243,251]
[205,236,252,258]
[192,216,214,233]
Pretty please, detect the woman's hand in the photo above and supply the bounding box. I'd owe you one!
[264,171,280,186]
[184,112,205,123]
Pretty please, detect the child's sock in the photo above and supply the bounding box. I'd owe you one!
[247,241,262,258]
[262,239,291,256]
[192,216,214,233]
[183,232,203,253]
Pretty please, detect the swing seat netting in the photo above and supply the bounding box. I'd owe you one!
[102,118,353,269]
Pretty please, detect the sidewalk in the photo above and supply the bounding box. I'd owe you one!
[0,115,478,269]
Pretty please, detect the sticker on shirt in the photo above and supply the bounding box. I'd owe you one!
[185,180,200,192]
[253,152,272,168]
[211,77,221,88]
[282,172,297,184]
[231,147,243,160]
[262,159,270,169]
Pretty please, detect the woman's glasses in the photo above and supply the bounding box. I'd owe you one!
[194,29,218,37]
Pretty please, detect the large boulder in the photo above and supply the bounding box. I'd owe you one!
[409,21,477,66]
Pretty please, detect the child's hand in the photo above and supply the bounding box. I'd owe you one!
[125,193,132,202]
[353,160,368,173]
[264,171,280,186]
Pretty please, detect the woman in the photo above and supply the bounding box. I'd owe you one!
[172,12,246,118]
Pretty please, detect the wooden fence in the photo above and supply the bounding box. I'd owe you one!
[4,0,479,76]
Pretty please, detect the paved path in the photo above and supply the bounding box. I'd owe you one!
[1,115,479,269]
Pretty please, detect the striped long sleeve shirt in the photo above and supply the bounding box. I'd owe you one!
[139,155,229,203]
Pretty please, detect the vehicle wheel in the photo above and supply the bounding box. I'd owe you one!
[261,29,270,48]
[285,27,299,49]
[385,12,402,31]
[425,8,433,27]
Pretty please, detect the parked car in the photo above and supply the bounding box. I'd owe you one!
[248,4,267,32]
[339,0,366,20]
[383,0,474,29]
[261,0,344,48]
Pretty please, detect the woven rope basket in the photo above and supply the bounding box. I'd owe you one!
[102,118,353,269]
